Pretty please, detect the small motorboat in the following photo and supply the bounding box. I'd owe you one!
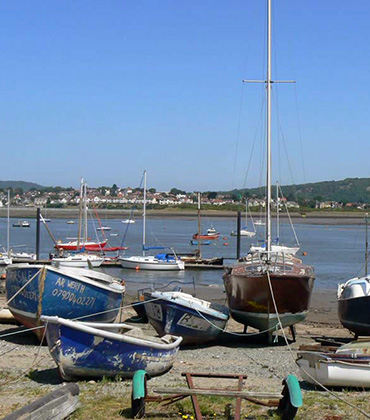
[122,219,135,224]
[41,316,182,381]
[190,239,211,246]
[297,340,370,388]
[144,289,229,345]
[97,226,111,231]
[67,220,75,224]
[12,220,30,228]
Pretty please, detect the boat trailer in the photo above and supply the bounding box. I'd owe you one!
[131,371,302,419]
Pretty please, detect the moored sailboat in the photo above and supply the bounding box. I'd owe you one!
[119,171,184,271]
[223,0,315,342]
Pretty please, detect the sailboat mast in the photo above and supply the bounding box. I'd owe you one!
[276,181,279,244]
[266,0,272,255]
[366,213,368,277]
[77,178,83,251]
[197,192,201,257]
[142,170,147,256]
[83,182,88,245]
[7,190,10,254]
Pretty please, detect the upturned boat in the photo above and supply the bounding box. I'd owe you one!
[144,289,229,345]
[6,264,125,340]
[41,315,182,381]
[223,0,315,343]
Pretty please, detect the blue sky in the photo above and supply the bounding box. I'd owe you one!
[0,1,369,191]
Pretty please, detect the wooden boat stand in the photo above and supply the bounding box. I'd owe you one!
[131,371,302,419]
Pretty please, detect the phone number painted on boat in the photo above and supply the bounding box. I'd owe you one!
[51,288,96,306]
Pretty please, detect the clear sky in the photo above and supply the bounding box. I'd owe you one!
[0,1,369,192]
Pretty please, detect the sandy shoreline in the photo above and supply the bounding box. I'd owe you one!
[0,206,368,225]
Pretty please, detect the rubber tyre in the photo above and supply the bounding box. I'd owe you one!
[278,384,298,420]
[131,396,145,419]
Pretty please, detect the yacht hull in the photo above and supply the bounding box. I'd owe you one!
[223,265,314,332]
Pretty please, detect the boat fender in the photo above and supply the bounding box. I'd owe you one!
[132,370,148,400]
[282,374,302,408]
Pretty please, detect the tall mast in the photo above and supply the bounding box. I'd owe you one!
[266,0,272,255]
[83,182,88,245]
[276,181,280,244]
[77,177,83,251]
[197,192,202,257]
[142,170,147,256]
[366,213,368,277]
[7,190,10,254]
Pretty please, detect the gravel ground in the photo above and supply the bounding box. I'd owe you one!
[0,292,369,419]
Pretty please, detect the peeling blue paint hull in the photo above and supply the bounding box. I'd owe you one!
[6,264,125,339]
[41,316,182,381]
[144,291,229,345]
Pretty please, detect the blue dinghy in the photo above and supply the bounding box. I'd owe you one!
[144,290,229,345]
[6,264,125,340]
[41,315,182,381]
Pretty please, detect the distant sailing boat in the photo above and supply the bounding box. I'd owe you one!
[230,199,256,237]
[55,179,108,252]
[119,171,184,271]
[223,0,315,343]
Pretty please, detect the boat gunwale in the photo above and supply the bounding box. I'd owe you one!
[6,264,125,294]
[41,315,183,350]
[146,291,229,320]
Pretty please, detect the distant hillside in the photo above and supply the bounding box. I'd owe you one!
[0,180,46,192]
[226,178,370,204]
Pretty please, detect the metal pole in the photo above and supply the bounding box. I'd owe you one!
[366,213,368,276]
[7,190,10,254]
[36,207,41,260]
[266,0,272,256]
[236,211,241,260]
[197,192,202,258]
[143,170,147,256]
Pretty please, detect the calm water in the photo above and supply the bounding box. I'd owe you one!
[0,216,366,292]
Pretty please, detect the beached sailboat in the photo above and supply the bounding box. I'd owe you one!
[144,288,229,345]
[119,171,184,271]
[6,264,125,340]
[338,214,370,337]
[41,316,182,381]
[223,0,315,342]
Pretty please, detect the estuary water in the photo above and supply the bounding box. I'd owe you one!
[0,216,366,292]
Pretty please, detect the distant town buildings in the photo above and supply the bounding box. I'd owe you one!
[0,186,367,211]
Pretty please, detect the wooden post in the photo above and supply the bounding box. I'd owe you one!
[236,211,241,260]
[36,207,41,260]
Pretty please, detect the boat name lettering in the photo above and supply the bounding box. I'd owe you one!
[10,285,37,301]
[67,280,86,294]
[145,303,163,321]
[177,313,210,331]
[54,278,86,294]
[51,288,95,306]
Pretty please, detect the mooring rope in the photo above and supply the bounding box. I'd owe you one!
[0,268,42,313]
[266,270,370,419]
